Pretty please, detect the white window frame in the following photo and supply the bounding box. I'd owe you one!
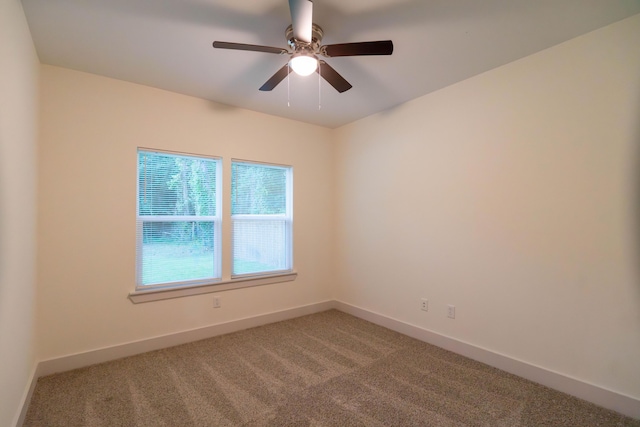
[135,148,222,291]
[231,160,293,279]
[130,153,297,303]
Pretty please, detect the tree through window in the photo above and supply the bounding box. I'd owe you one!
[136,150,221,287]
[231,161,293,276]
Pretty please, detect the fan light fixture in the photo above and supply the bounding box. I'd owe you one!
[289,54,318,76]
[212,0,394,93]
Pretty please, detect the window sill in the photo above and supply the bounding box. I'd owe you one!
[128,272,297,304]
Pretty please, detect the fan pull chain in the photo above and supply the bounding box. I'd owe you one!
[318,62,322,110]
[287,62,291,107]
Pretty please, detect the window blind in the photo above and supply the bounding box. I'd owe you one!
[137,150,221,287]
[231,161,292,276]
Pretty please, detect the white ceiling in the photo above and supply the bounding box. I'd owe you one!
[22,0,640,128]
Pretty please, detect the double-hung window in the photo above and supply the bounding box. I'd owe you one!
[136,149,221,289]
[231,161,293,277]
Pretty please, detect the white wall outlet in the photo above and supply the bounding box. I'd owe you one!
[213,296,221,308]
[447,305,455,319]
[421,298,429,311]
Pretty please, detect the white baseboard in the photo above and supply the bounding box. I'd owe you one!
[36,300,334,378]
[333,300,640,420]
[14,365,39,427]
[22,300,639,423]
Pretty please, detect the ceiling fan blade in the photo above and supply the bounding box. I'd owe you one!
[288,0,313,43]
[317,61,352,93]
[213,41,288,55]
[259,64,292,91]
[321,40,394,57]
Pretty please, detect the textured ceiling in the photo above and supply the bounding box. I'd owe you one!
[22,0,640,128]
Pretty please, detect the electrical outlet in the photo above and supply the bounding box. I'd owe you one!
[213,296,221,308]
[447,305,455,319]
[421,298,429,312]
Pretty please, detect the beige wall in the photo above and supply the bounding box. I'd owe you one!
[37,65,335,360]
[0,0,39,425]
[334,14,640,399]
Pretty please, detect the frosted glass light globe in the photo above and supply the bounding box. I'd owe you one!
[290,55,318,76]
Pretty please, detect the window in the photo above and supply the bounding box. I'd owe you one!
[136,149,221,289]
[232,161,293,277]
[132,152,295,301]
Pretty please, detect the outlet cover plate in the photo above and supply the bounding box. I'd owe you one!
[447,305,455,319]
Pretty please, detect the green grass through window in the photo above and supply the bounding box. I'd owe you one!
[141,243,276,285]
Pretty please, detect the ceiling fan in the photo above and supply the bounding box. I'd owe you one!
[212,0,393,93]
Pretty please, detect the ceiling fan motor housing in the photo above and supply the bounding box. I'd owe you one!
[286,23,324,52]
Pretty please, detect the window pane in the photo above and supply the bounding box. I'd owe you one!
[137,149,220,288]
[231,163,286,215]
[231,161,292,277]
[138,151,217,216]
[141,221,216,285]
[232,219,288,275]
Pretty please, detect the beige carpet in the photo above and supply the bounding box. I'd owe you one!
[25,310,639,426]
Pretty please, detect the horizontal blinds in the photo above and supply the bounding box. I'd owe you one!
[231,162,286,215]
[231,161,292,276]
[232,219,289,275]
[138,151,217,217]
[137,150,220,287]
